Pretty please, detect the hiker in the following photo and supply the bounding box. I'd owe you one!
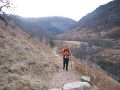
[61,46,71,71]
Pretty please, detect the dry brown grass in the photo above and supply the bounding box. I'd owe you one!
[96,48,120,63]
[0,21,59,90]
[74,59,120,90]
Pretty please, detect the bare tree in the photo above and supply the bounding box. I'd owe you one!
[0,0,12,13]
[0,0,13,26]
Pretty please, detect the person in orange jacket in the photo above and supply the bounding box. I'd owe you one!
[61,46,71,71]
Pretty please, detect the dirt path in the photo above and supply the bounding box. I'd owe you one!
[48,47,80,89]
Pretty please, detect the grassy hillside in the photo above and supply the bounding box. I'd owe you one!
[0,20,59,90]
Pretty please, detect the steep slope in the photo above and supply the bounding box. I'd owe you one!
[0,20,59,90]
[57,0,120,40]
[10,16,77,37]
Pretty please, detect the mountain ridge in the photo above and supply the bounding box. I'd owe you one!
[10,15,77,38]
[57,0,120,40]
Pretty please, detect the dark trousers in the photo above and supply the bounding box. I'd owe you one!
[63,57,69,71]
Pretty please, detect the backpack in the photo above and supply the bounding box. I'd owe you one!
[63,48,70,56]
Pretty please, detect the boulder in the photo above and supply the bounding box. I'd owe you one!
[63,81,91,90]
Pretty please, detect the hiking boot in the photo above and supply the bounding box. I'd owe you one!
[66,69,68,71]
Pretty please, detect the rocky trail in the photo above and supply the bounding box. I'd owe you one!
[48,47,92,90]
[48,69,80,89]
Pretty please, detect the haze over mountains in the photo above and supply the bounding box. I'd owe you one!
[10,16,77,38]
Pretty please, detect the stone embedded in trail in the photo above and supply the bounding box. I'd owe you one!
[63,81,91,90]
[81,76,91,83]
[49,88,62,90]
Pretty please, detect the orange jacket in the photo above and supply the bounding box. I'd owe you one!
[61,48,71,57]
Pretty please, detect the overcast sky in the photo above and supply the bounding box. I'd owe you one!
[12,0,113,21]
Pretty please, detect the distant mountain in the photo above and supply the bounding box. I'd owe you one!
[10,16,77,38]
[57,0,120,40]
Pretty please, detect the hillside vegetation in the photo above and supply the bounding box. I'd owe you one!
[0,20,59,90]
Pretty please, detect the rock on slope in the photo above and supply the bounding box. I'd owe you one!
[0,20,59,90]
